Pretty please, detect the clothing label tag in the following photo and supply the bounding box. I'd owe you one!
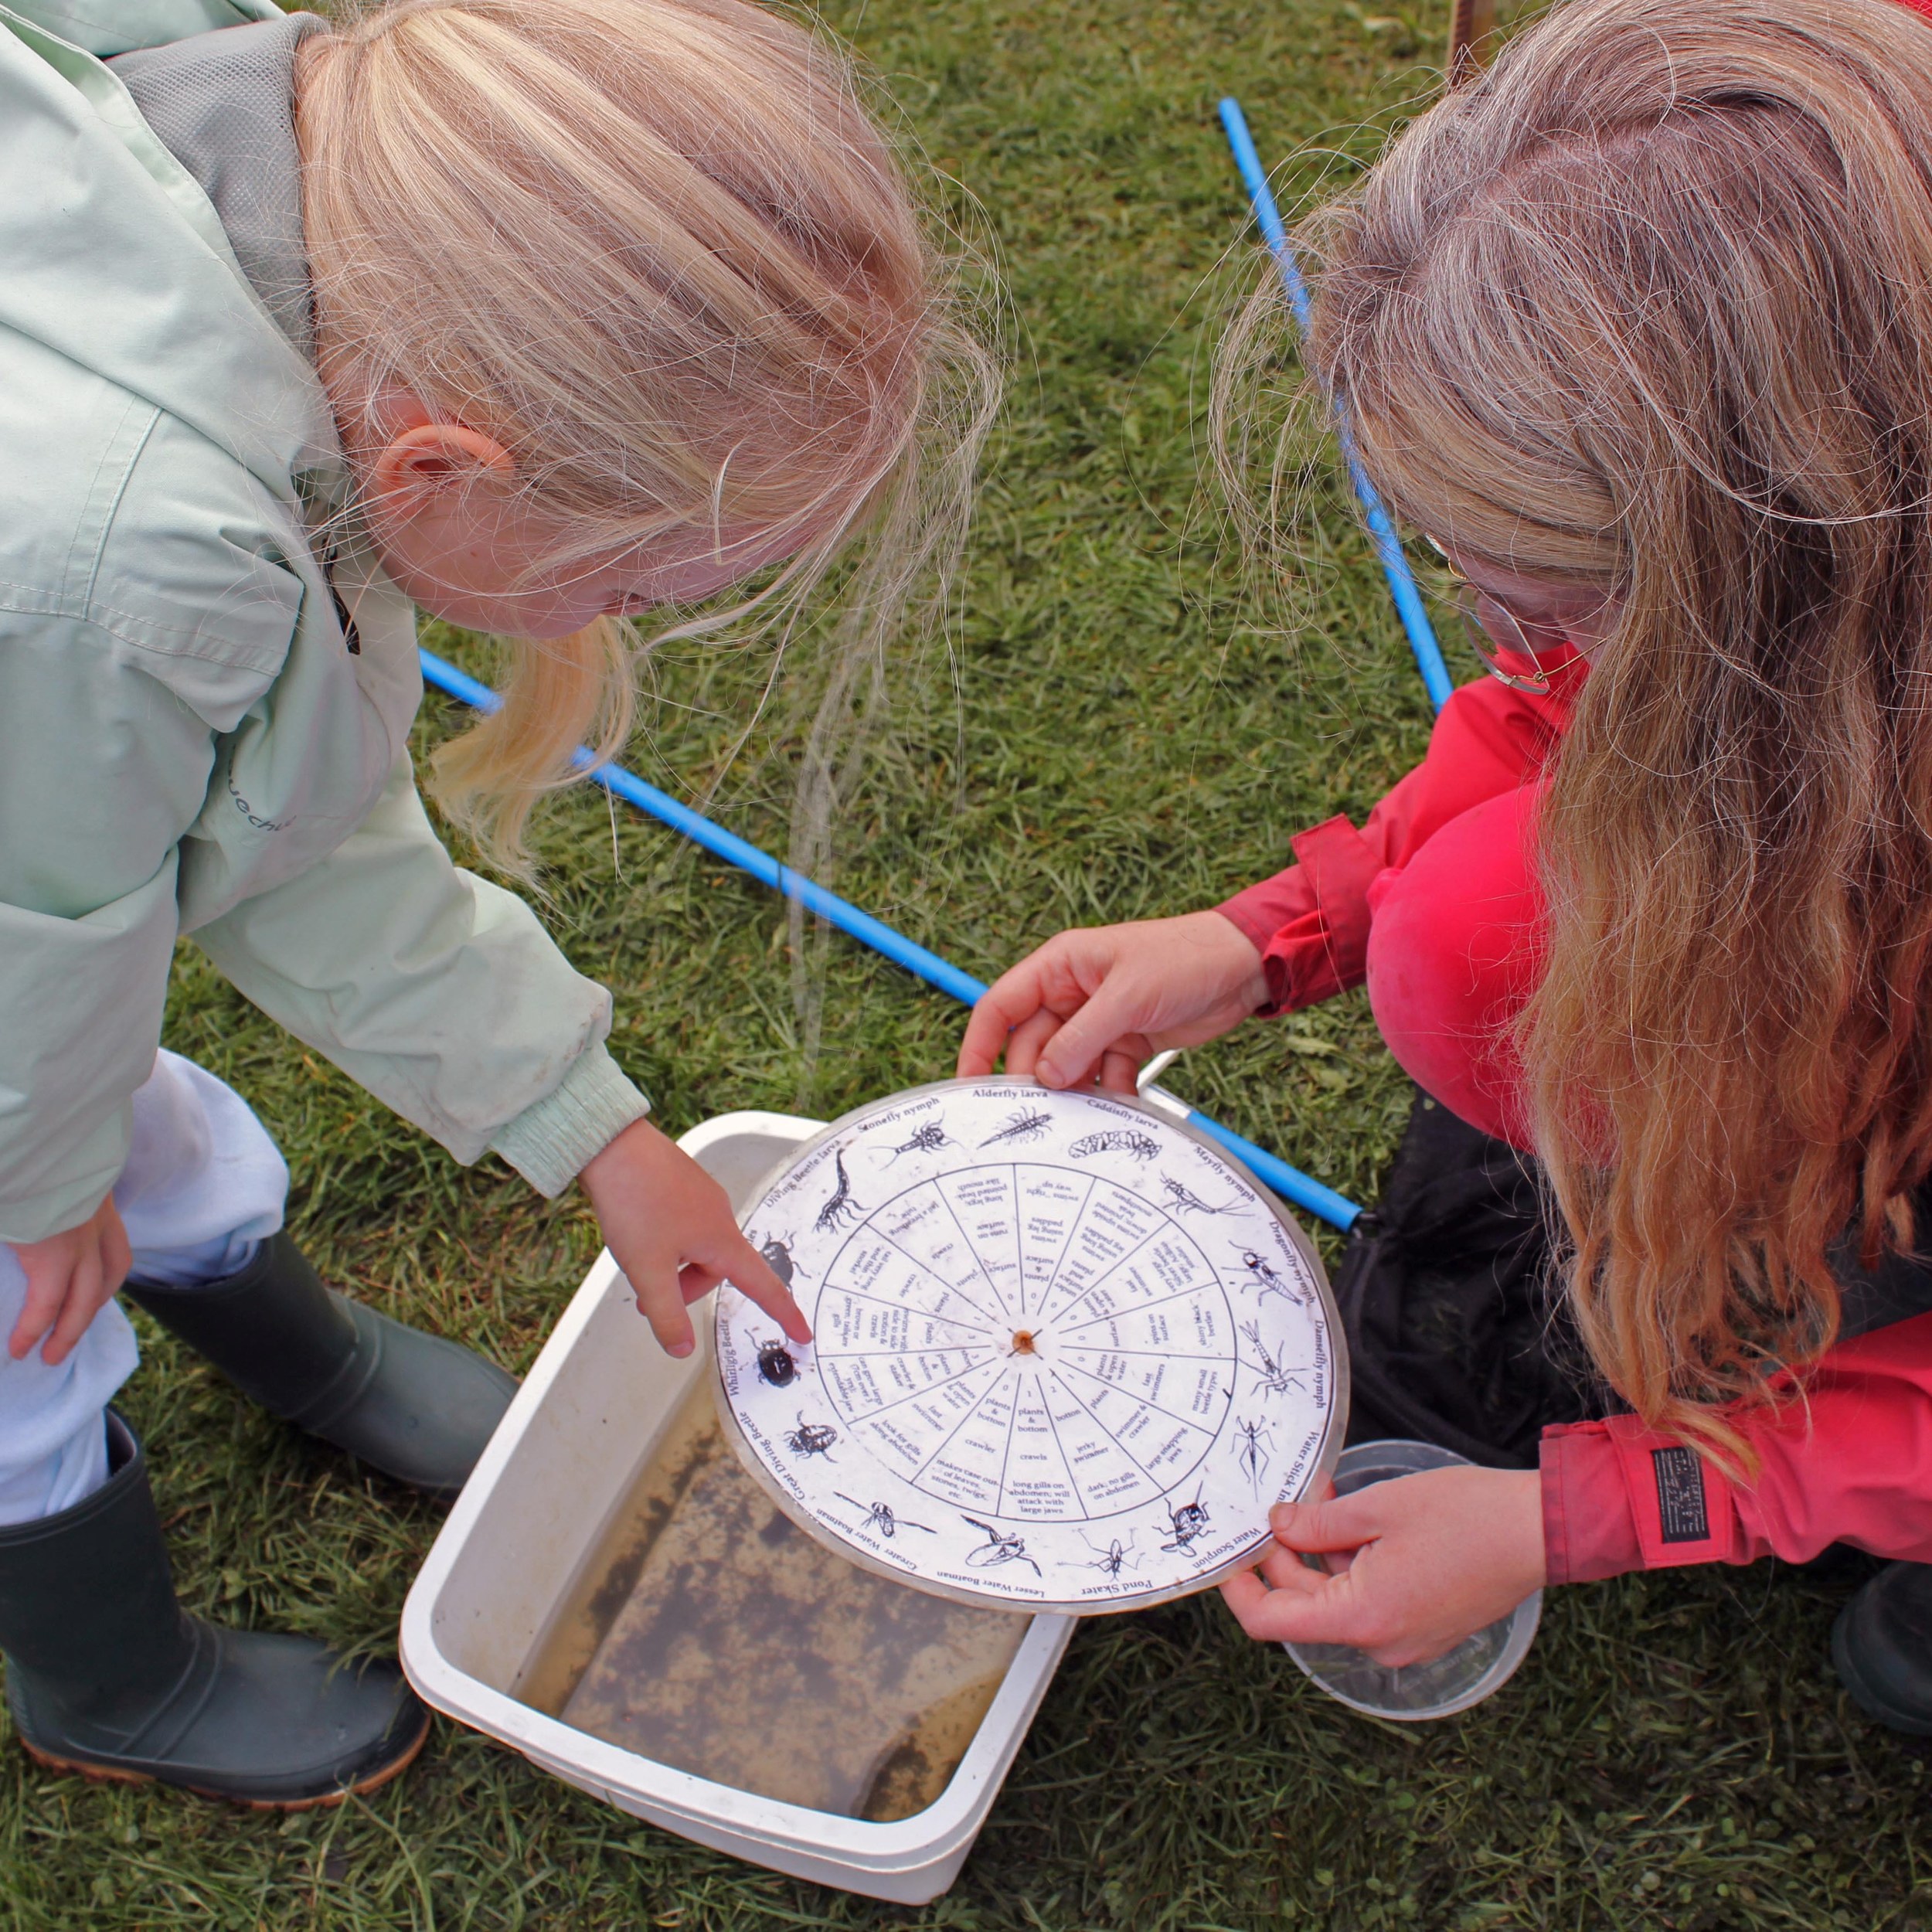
[1651,1445,1709,1543]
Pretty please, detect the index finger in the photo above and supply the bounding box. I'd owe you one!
[7,1260,63,1362]
[720,1234,812,1343]
[1219,1562,1378,1648]
[957,976,1042,1077]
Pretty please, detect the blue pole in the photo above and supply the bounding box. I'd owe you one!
[1218,97,1456,713]
[420,648,1362,1231]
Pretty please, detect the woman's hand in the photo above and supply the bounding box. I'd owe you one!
[7,1193,133,1366]
[1219,1465,1546,1665]
[580,1117,811,1358]
[957,912,1270,1094]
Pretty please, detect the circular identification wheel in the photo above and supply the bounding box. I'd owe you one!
[714,1080,1349,1613]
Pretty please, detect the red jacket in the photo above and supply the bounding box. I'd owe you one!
[1219,668,1932,1582]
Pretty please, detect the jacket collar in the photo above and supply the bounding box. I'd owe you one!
[113,12,322,363]
[0,0,344,501]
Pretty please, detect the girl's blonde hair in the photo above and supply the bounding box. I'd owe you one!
[297,0,994,871]
[1228,0,1932,1464]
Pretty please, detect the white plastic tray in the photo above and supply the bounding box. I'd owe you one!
[400,1111,1077,1903]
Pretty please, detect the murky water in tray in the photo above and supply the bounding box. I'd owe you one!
[514,1379,1029,1821]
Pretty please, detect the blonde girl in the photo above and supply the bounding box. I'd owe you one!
[962,0,1932,1732]
[0,0,983,1801]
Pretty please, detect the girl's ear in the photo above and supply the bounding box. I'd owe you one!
[366,420,517,512]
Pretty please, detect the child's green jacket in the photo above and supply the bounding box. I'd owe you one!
[0,0,650,1243]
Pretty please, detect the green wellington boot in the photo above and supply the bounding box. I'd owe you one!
[1832,1560,1932,1735]
[0,1416,427,1805]
[124,1233,516,1503]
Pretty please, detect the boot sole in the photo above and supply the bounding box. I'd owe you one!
[19,1704,432,1811]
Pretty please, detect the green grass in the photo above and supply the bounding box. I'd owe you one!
[8,1,1932,1926]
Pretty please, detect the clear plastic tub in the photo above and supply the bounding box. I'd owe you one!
[1281,1437,1541,1721]
[399,1111,1077,1904]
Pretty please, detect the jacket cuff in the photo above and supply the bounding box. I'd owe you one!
[1539,1423,1643,1583]
[489,1043,651,1196]
[1216,816,1384,1016]
[1540,1417,1741,1581]
[1216,881,1299,957]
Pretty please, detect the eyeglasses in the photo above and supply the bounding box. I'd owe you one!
[1426,542,1600,696]
[1454,578,1569,695]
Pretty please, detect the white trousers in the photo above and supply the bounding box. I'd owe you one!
[0,1051,287,1526]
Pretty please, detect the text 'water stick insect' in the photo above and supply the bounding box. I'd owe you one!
[835,1493,935,1539]
[814,1150,863,1236]
[881,1119,956,1166]
[962,1516,1042,1576]
[784,1413,838,1460]
[978,1108,1053,1150]
[1067,1128,1162,1164]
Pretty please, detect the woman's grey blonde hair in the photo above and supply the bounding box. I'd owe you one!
[1223,0,1932,1467]
[298,0,995,873]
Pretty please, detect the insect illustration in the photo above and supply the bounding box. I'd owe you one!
[1240,1321,1310,1398]
[756,1336,798,1388]
[1079,1532,1141,1580]
[882,1120,954,1166]
[962,1516,1042,1576]
[1161,1489,1211,1555]
[1231,1245,1306,1308]
[836,1493,934,1538]
[784,1413,838,1459]
[978,1108,1053,1149]
[1068,1129,1161,1163]
[1160,1174,1235,1217]
[1234,1417,1275,1495]
[814,1151,863,1235]
[756,1232,803,1288]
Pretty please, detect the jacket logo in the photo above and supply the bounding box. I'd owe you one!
[1651,1445,1709,1543]
[227,763,287,832]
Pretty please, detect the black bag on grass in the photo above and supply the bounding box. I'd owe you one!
[1332,1087,1607,1471]
[1334,1087,1932,1473]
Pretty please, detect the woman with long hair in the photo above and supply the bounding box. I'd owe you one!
[961,0,1932,1730]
